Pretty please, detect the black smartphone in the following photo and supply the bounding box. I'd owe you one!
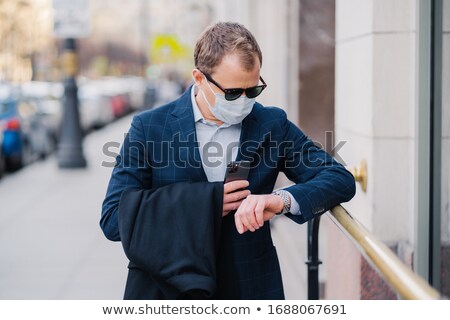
[224,161,251,183]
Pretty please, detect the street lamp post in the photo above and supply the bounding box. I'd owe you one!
[57,38,87,168]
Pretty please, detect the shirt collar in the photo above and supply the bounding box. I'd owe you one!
[190,85,204,123]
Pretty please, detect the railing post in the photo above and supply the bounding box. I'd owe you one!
[306,216,322,300]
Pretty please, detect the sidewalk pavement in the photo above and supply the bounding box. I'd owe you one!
[0,113,309,300]
[0,115,131,299]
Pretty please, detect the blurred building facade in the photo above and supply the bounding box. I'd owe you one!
[330,0,450,298]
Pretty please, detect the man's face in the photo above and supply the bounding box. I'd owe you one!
[193,53,261,121]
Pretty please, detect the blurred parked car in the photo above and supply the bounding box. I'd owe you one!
[0,98,28,171]
[78,81,114,132]
[0,84,23,171]
[144,80,158,109]
[18,99,55,159]
[20,81,63,143]
[101,77,132,118]
[0,131,4,178]
[120,76,146,110]
[0,96,55,171]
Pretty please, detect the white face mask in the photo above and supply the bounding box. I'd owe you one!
[199,78,255,125]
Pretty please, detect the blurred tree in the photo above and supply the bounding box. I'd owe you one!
[0,0,54,82]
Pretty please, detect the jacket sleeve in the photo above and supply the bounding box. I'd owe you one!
[100,115,152,241]
[276,109,356,223]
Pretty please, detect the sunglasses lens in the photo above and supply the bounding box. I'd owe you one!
[246,86,265,98]
[225,90,244,101]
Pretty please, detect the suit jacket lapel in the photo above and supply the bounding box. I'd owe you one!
[169,87,207,182]
[236,111,261,163]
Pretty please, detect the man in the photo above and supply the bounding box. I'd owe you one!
[101,22,355,299]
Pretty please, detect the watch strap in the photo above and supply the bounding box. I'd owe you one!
[272,190,291,215]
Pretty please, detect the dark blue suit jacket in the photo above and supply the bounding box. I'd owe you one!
[101,86,355,299]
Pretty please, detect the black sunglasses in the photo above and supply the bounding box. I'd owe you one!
[199,70,267,101]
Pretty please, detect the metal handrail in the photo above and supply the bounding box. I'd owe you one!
[323,205,441,299]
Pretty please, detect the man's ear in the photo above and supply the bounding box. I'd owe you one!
[192,69,204,86]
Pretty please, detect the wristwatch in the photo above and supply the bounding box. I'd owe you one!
[272,190,291,215]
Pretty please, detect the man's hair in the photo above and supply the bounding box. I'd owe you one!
[194,22,262,75]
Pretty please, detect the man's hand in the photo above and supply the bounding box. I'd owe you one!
[234,194,284,234]
[222,180,251,217]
